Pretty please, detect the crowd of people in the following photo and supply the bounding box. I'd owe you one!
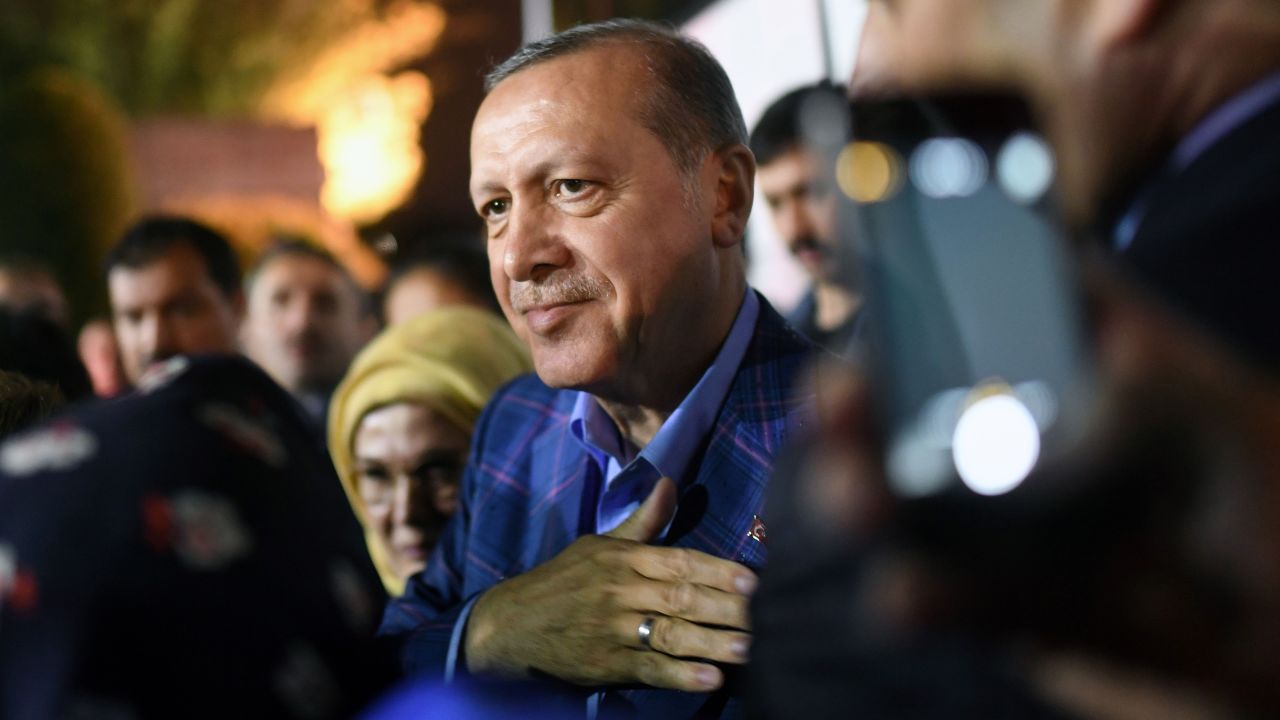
[1,1,1279,718]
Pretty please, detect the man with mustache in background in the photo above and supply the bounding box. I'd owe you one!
[379,18,817,720]
[751,83,863,356]
[241,239,376,438]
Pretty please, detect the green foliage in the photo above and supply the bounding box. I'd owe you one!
[0,0,386,118]
[0,68,134,325]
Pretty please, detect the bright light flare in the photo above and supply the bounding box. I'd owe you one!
[260,0,445,224]
[952,392,1041,496]
[317,72,432,223]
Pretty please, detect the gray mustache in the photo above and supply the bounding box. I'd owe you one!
[510,274,609,311]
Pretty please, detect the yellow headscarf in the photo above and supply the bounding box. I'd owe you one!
[328,307,532,596]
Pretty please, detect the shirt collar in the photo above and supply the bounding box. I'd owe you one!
[1171,69,1280,173]
[1115,69,1280,250]
[569,288,759,482]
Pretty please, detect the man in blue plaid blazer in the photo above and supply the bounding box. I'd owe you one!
[379,19,819,720]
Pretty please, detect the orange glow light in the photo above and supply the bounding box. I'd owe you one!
[260,1,445,223]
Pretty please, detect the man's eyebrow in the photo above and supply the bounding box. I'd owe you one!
[470,180,508,199]
[472,157,607,198]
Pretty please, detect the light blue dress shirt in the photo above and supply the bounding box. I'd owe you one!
[569,288,760,535]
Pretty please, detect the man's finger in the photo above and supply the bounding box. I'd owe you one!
[621,613,750,664]
[629,545,758,597]
[623,577,751,630]
[607,476,678,543]
[629,649,724,692]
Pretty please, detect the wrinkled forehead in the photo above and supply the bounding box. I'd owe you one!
[470,57,666,207]
[485,40,652,105]
[473,44,651,145]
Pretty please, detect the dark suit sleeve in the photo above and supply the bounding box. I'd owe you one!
[378,390,499,678]
[1119,101,1280,373]
[1123,196,1280,372]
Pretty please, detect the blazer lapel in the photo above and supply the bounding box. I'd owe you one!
[669,402,775,569]
[666,299,815,572]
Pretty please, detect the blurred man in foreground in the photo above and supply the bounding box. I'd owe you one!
[0,355,394,719]
[241,240,375,430]
[750,1,1280,717]
[106,216,243,387]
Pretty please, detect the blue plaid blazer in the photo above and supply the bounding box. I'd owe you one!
[380,295,817,719]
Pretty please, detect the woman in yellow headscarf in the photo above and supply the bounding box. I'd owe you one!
[329,307,531,596]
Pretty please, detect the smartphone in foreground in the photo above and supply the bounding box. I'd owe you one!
[821,94,1098,504]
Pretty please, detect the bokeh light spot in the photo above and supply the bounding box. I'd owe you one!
[952,391,1041,496]
[910,137,987,198]
[997,132,1055,204]
[837,141,902,203]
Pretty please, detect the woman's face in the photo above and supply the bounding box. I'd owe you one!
[352,402,470,583]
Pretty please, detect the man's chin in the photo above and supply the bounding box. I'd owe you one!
[530,353,612,393]
[532,367,597,391]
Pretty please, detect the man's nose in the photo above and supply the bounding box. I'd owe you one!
[502,204,570,283]
[142,314,177,361]
[280,296,317,333]
[778,200,815,243]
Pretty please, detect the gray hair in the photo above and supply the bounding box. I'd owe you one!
[484,19,748,181]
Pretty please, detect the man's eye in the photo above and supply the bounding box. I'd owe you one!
[556,179,588,196]
[481,198,508,218]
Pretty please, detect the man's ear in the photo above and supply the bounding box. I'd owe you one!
[1085,0,1166,48]
[710,143,755,249]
